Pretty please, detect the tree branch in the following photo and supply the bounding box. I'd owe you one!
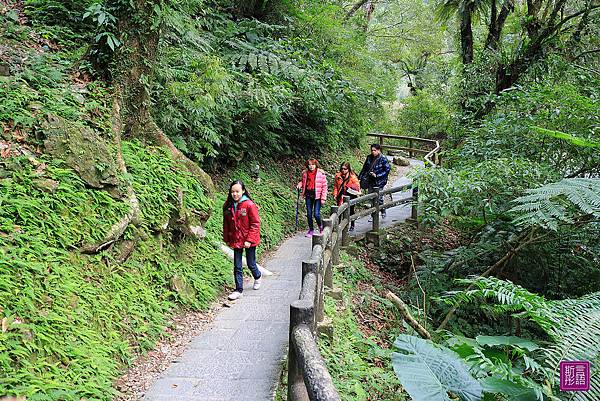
[572,48,600,61]
[345,0,369,19]
[387,291,432,340]
[436,228,538,331]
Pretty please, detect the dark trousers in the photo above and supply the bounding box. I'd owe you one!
[305,196,322,231]
[233,247,261,293]
[368,185,384,205]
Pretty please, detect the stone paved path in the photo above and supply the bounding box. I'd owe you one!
[141,158,421,401]
[141,235,307,401]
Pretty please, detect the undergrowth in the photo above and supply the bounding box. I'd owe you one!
[318,250,406,401]
[0,139,301,399]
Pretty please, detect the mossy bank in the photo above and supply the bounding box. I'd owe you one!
[0,144,297,400]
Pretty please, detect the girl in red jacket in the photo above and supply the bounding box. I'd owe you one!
[297,158,328,237]
[222,180,262,300]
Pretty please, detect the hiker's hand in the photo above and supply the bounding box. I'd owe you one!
[296,183,302,189]
[369,172,376,177]
[244,241,251,248]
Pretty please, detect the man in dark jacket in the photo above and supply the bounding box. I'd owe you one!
[358,144,392,217]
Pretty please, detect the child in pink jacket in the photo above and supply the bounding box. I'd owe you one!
[297,158,328,237]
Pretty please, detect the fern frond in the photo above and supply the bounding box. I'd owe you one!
[510,178,600,230]
[444,278,600,397]
[225,38,304,78]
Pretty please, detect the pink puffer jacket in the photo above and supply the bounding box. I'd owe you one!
[298,169,328,203]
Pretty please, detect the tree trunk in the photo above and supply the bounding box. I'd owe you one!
[486,0,498,49]
[111,0,214,197]
[485,0,514,50]
[345,0,369,20]
[460,2,475,64]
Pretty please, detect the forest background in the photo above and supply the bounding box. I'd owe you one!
[0,0,598,399]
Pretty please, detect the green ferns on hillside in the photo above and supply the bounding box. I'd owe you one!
[0,140,300,399]
[0,144,230,400]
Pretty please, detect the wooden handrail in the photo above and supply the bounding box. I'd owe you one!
[287,135,440,401]
[367,132,441,167]
[287,183,418,401]
[367,132,436,143]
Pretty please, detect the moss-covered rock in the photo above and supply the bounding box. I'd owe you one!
[43,115,119,189]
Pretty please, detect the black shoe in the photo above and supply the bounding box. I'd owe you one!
[381,210,386,218]
[349,225,355,232]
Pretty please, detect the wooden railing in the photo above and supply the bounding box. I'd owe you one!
[367,132,441,166]
[287,183,416,401]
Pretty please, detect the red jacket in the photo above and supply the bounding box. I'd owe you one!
[298,169,328,203]
[222,198,261,249]
[333,172,360,206]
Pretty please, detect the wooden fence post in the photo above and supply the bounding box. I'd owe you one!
[366,187,381,247]
[330,205,340,266]
[411,186,419,226]
[302,260,319,328]
[342,196,350,247]
[409,139,413,157]
[288,300,314,401]
[372,186,380,232]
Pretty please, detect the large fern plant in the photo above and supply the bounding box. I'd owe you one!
[509,178,600,230]
[443,277,600,399]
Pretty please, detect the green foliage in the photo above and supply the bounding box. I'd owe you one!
[0,143,231,400]
[149,0,393,164]
[411,158,557,225]
[391,334,482,401]
[83,3,121,51]
[440,277,600,397]
[122,141,212,229]
[509,178,600,230]
[394,90,452,139]
[319,252,406,401]
[445,334,550,401]
[0,41,112,136]
[453,81,600,177]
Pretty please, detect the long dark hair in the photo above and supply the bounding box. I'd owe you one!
[339,161,353,176]
[223,180,252,210]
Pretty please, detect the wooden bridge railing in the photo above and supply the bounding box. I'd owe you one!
[287,183,417,401]
[367,132,441,166]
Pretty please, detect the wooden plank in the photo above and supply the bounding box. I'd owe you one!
[350,207,377,221]
[381,197,413,210]
[349,192,377,206]
[381,144,430,154]
[367,133,437,144]
[381,184,412,196]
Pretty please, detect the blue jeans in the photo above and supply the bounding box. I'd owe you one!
[233,247,261,293]
[305,196,322,231]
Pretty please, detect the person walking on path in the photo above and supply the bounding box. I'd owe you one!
[222,180,262,300]
[297,158,328,237]
[358,144,391,217]
[333,161,360,231]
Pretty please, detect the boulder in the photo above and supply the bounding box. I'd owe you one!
[393,156,410,166]
[32,178,59,193]
[0,62,9,76]
[43,115,120,190]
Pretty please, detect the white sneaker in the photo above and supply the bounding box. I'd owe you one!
[228,291,243,300]
[253,277,262,290]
